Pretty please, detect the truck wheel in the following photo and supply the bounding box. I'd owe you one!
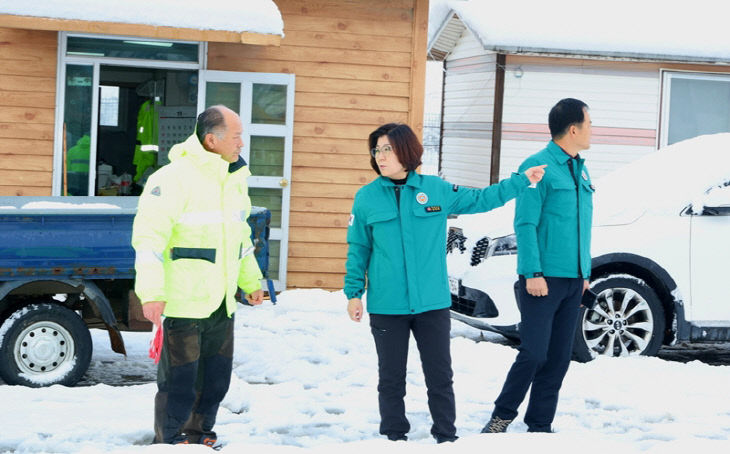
[573,276,665,362]
[0,303,92,387]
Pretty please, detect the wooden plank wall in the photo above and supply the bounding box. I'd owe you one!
[0,27,56,195]
[208,0,428,290]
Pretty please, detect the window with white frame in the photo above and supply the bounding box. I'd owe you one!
[661,71,730,147]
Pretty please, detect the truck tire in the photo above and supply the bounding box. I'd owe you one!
[0,303,92,387]
[573,276,665,362]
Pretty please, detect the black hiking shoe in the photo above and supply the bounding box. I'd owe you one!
[481,416,513,433]
[386,433,408,441]
[434,434,458,443]
[170,433,190,445]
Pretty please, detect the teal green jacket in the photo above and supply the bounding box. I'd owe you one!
[515,141,594,280]
[344,171,530,315]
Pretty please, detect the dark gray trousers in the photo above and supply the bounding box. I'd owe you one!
[154,301,234,444]
[493,276,583,431]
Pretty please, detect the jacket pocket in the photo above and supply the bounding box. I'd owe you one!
[544,180,577,215]
[367,211,397,224]
[167,254,218,302]
[171,247,216,263]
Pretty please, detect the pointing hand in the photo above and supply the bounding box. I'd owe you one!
[524,164,547,185]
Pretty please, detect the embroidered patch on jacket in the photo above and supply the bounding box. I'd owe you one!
[416,192,428,204]
[150,186,161,196]
[425,205,441,212]
[452,184,459,192]
[348,214,355,226]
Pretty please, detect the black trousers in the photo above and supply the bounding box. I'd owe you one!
[369,308,456,439]
[492,276,582,431]
[154,301,234,444]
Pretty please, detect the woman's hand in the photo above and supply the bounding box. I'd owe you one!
[347,298,363,322]
[524,164,548,185]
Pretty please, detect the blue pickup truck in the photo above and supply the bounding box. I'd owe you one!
[0,197,271,387]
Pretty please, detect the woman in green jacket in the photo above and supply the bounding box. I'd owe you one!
[344,123,545,443]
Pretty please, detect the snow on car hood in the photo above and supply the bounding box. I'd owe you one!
[594,132,730,225]
[447,132,730,241]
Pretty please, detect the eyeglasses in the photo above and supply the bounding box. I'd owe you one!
[370,144,394,158]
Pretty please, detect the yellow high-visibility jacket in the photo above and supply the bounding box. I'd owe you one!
[132,133,262,318]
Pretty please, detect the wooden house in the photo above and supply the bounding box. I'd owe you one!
[0,0,430,291]
[428,0,730,186]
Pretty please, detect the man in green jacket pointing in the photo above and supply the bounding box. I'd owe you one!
[483,98,594,434]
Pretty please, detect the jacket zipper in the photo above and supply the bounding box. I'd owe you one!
[568,159,582,278]
[394,185,413,312]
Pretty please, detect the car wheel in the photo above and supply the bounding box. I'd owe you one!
[0,303,92,387]
[573,276,665,362]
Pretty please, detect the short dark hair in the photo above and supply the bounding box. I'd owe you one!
[549,98,589,139]
[368,123,423,175]
[195,106,227,144]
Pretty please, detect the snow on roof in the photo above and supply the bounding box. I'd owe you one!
[0,0,284,36]
[429,0,730,63]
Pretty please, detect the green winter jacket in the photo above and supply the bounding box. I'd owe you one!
[515,141,594,279]
[344,171,530,315]
[133,99,160,182]
[132,134,262,319]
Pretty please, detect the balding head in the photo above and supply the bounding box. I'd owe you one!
[196,105,236,145]
[196,105,243,162]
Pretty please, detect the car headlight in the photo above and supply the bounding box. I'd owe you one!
[491,233,517,256]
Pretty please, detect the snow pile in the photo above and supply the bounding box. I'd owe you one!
[21,201,122,210]
[1,289,729,452]
[430,0,730,62]
[0,0,284,36]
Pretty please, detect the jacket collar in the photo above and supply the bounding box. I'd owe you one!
[228,156,248,173]
[547,140,583,165]
[377,171,422,189]
[168,134,234,179]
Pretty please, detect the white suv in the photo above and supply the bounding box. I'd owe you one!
[446,133,730,361]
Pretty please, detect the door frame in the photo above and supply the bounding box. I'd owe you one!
[198,70,296,291]
[53,32,205,196]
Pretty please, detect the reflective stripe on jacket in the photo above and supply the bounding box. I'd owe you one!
[132,133,262,319]
[515,141,594,279]
[344,171,529,315]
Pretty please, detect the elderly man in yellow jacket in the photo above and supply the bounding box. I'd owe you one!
[132,105,263,447]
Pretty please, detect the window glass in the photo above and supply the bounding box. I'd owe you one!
[205,82,241,114]
[266,240,280,280]
[252,84,286,125]
[67,37,199,62]
[64,65,93,196]
[249,136,284,177]
[249,188,282,228]
[667,76,730,145]
[99,86,119,127]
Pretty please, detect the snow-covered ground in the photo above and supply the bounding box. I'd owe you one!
[1,289,730,453]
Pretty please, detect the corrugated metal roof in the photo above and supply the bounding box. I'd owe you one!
[427,12,466,61]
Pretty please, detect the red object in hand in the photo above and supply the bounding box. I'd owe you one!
[149,324,163,364]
